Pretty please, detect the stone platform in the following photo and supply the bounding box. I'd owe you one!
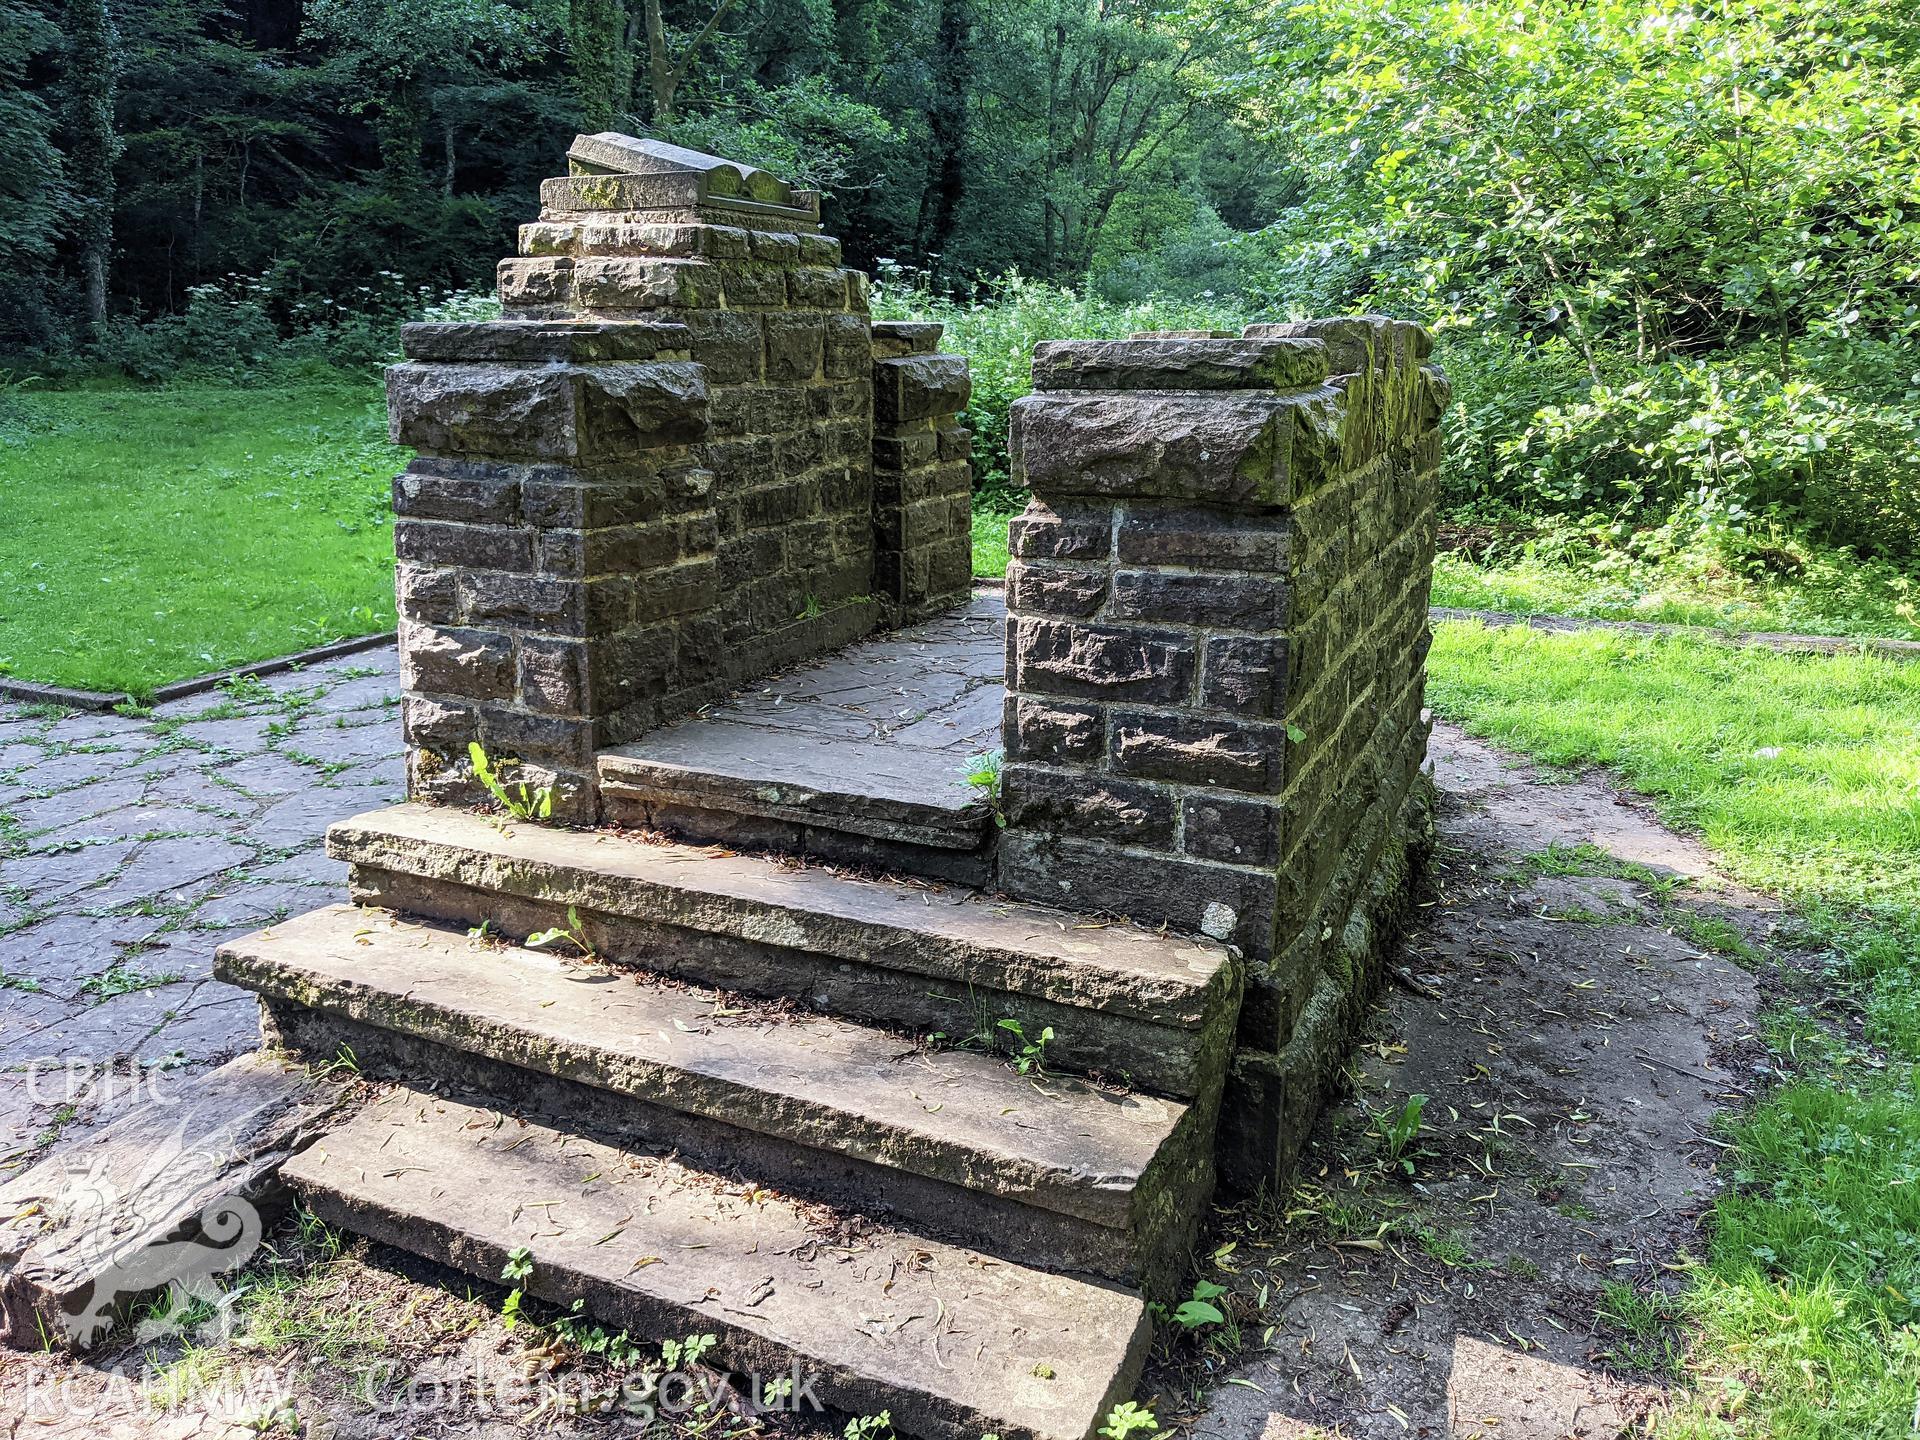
[598,590,1003,879]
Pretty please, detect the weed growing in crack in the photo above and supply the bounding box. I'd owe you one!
[468,741,553,822]
[525,905,595,958]
[1375,1092,1428,1175]
[996,1016,1053,1075]
[1099,1402,1159,1439]
[962,747,1007,827]
[80,959,183,1001]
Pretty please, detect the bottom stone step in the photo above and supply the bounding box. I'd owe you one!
[286,1086,1151,1440]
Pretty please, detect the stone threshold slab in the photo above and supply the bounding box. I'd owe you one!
[217,906,1192,1233]
[599,724,993,849]
[326,803,1234,1027]
[286,1086,1150,1440]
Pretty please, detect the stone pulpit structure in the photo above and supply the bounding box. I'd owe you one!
[387,135,974,819]
[210,138,1449,1440]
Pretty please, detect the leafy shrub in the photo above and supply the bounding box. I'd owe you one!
[79,273,501,385]
[1499,352,1920,558]
[872,269,1242,499]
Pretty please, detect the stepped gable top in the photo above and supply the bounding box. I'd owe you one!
[555,132,822,228]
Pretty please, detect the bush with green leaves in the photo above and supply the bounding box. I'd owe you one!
[1236,0,1920,558]
[872,270,1242,500]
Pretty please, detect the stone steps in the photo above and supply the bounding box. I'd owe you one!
[286,1086,1151,1440]
[327,803,1238,1099]
[217,905,1214,1290]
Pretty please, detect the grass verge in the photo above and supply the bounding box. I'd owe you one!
[0,380,402,697]
[1431,534,1920,642]
[1428,619,1920,1438]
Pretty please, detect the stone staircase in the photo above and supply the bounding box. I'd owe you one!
[215,610,1242,1440]
[205,131,1447,1440]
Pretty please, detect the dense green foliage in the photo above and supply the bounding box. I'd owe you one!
[1239,0,1920,556]
[2,0,1278,355]
[8,0,1918,559]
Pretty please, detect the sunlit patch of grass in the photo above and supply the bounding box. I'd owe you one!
[0,381,401,696]
[972,502,1016,579]
[1431,534,1920,642]
[1428,624,1920,914]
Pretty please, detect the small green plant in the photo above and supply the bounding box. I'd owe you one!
[468,741,553,822]
[997,1016,1053,1075]
[552,1300,646,1368]
[0,968,42,992]
[844,1411,894,1440]
[80,960,183,1002]
[1099,1400,1160,1439]
[963,748,1007,827]
[662,1331,718,1369]
[1151,1277,1227,1331]
[798,594,825,620]
[526,905,595,958]
[499,1245,534,1332]
[1378,1092,1428,1174]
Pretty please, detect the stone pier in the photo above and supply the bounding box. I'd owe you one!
[998,321,1447,1186]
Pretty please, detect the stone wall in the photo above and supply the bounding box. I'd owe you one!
[385,136,973,818]
[996,318,1448,1189]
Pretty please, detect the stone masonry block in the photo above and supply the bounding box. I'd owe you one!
[395,519,532,574]
[388,362,708,462]
[1201,636,1290,719]
[393,464,520,525]
[400,621,515,701]
[1110,711,1288,793]
[1002,765,1176,849]
[1182,795,1281,869]
[1011,390,1328,506]
[1007,562,1107,618]
[1003,697,1104,764]
[875,355,970,424]
[572,257,714,310]
[998,833,1277,953]
[763,314,825,381]
[1109,571,1287,632]
[1010,619,1195,705]
[1007,503,1111,563]
[870,321,943,359]
[1115,506,1290,572]
[396,563,457,626]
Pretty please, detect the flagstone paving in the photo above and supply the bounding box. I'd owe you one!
[0,651,405,1172]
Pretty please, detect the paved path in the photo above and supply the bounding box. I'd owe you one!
[0,651,404,1170]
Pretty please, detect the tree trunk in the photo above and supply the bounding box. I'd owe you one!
[569,0,632,129]
[642,0,674,123]
[62,0,119,330]
[912,0,972,271]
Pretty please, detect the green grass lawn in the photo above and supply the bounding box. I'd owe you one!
[1430,620,1920,1438]
[1432,544,1920,641]
[0,380,403,697]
